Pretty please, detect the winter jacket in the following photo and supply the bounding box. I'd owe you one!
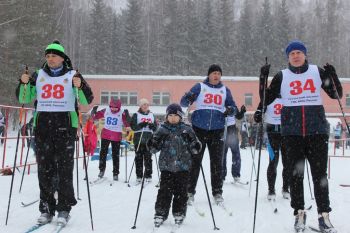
[93,108,130,141]
[130,109,157,147]
[149,121,201,173]
[180,78,238,131]
[261,61,342,136]
[16,64,93,129]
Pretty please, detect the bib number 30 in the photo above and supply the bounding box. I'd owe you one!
[204,93,223,105]
[289,79,316,95]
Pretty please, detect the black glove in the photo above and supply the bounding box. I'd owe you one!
[324,63,336,75]
[185,92,196,104]
[260,64,271,77]
[254,110,262,123]
[190,141,202,155]
[91,105,98,117]
[123,109,129,116]
[181,130,192,143]
[240,105,246,114]
[138,122,148,128]
[224,106,234,117]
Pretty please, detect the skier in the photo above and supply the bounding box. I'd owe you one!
[147,103,201,227]
[258,40,341,233]
[130,98,157,184]
[254,97,290,200]
[0,112,5,144]
[240,120,249,149]
[16,40,94,226]
[333,122,342,149]
[180,64,244,205]
[91,98,130,181]
[221,106,246,183]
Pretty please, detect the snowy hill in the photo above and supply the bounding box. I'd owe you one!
[0,140,349,233]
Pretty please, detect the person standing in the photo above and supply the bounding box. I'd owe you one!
[180,64,245,204]
[147,103,201,227]
[130,98,157,183]
[333,122,342,149]
[240,120,249,149]
[91,99,130,180]
[254,97,290,200]
[16,40,94,226]
[221,108,246,182]
[0,112,5,145]
[258,40,341,233]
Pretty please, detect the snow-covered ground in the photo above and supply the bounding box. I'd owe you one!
[0,139,349,233]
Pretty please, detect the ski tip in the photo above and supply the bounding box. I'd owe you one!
[274,208,278,213]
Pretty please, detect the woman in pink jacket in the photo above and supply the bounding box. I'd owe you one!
[92,99,130,180]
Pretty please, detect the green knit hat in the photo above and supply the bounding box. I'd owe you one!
[45,40,66,58]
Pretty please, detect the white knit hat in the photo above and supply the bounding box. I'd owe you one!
[139,98,149,106]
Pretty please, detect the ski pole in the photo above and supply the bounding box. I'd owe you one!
[75,70,94,230]
[131,171,146,229]
[200,164,220,230]
[76,139,81,200]
[305,160,314,200]
[253,57,269,233]
[249,129,259,197]
[19,127,34,193]
[153,153,160,187]
[221,117,228,180]
[6,66,30,225]
[244,113,257,176]
[127,128,144,186]
[124,142,128,183]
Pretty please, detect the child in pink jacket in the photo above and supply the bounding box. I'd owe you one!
[92,99,130,180]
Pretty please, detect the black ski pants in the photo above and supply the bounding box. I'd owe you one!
[266,132,290,192]
[155,171,189,219]
[283,134,331,215]
[35,126,77,215]
[135,143,152,178]
[188,126,224,196]
[99,138,120,175]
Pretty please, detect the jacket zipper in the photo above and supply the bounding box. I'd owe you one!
[302,106,305,137]
[208,109,213,130]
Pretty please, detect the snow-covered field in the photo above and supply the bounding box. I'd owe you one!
[0,139,349,233]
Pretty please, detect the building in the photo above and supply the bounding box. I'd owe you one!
[83,75,350,118]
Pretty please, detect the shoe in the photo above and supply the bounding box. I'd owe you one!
[213,194,224,205]
[282,189,290,199]
[174,214,185,225]
[136,177,142,184]
[294,210,306,232]
[145,177,152,183]
[267,190,276,201]
[318,212,337,233]
[113,175,118,181]
[233,177,241,182]
[37,213,53,224]
[57,211,70,226]
[98,170,105,178]
[187,193,194,205]
[154,215,165,227]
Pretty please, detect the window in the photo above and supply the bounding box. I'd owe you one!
[100,91,138,105]
[152,92,170,105]
[244,93,253,106]
[346,94,350,107]
[100,91,109,105]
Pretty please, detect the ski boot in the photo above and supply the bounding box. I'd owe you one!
[294,209,306,232]
[318,212,337,233]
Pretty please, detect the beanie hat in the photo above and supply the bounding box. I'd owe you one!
[45,40,66,59]
[139,98,149,106]
[207,64,222,76]
[109,98,121,109]
[285,40,307,57]
[166,103,184,119]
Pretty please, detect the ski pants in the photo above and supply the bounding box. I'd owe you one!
[99,138,120,175]
[155,171,189,219]
[283,134,331,215]
[135,143,153,178]
[188,126,224,196]
[266,132,290,192]
[222,125,241,179]
[35,126,77,215]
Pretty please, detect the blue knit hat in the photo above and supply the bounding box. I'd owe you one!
[285,40,307,56]
[166,103,184,119]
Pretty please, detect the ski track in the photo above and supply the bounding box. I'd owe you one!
[0,141,349,233]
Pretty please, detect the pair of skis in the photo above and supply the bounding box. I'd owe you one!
[24,222,66,233]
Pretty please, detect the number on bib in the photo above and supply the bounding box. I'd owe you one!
[290,79,316,95]
[41,84,65,99]
[203,93,223,105]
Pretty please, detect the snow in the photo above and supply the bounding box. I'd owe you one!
[0,138,349,233]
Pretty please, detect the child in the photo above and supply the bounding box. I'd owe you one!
[92,98,130,180]
[147,103,201,227]
[130,98,157,183]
